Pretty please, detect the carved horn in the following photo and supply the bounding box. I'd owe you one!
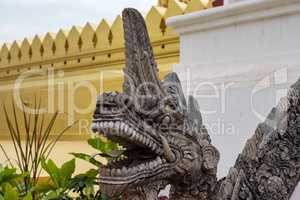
[160,135,176,162]
[187,96,203,127]
[163,72,187,109]
[122,8,165,97]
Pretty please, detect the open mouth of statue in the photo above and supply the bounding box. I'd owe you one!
[93,120,174,185]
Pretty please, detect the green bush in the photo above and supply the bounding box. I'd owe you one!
[70,137,122,200]
[0,100,120,199]
[0,165,32,200]
[37,158,113,200]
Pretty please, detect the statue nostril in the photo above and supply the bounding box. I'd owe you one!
[124,98,130,106]
[120,96,134,110]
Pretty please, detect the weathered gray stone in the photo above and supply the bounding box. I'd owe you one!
[92,8,300,200]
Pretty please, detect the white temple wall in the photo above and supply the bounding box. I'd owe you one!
[167,0,300,198]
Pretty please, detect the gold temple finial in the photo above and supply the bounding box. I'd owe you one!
[158,0,169,7]
[159,0,194,8]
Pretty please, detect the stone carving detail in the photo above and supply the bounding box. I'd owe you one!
[92,8,300,200]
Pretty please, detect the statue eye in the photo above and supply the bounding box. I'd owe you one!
[161,115,171,125]
[165,103,178,113]
[165,104,172,112]
[184,151,194,160]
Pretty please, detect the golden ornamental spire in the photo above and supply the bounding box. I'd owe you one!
[0,0,214,71]
[158,0,169,7]
[158,0,202,8]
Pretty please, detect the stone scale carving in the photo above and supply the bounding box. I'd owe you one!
[92,8,300,200]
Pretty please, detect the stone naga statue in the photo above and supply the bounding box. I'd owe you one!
[92,8,300,200]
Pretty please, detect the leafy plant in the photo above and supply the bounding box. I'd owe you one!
[0,165,32,200]
[37,158,75,199]
[71,137,121,167]
[0,166,25,191]
[0,100,119,200]
[1,183,19,200]
[0,99,74,197]
[39,158,112,200]
[70,137,122,200]
[69,169,98,199]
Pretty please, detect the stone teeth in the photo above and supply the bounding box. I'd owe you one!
[96,123,100,130]
[100,168,104,176]
[116,169,121,176]
[133,130,138,138]
[111,168,117,176]
[124,124,129,132]
[132,133,137,140]
[154,160,158,166]
[128,128,133,136]
[131,130,136,138]
[114,122,120,135]
[157,157,162,164]
[142,137,147,144]
[138,165,144,171]
[137,135,143,143]
[149,162,154,169]
[151,143,157,151]
[102,168,110,177]
[121,166,127,175]
[138,163,146,170]
[104,122,108,129]
[142,163,147,169]
[155,148,162,155]
[149,141,153,146]
[115,121,120,129]
[140,136,144,142]
[146,139,150,146]
[109,122,114,128]
[120,122,125,132]
[158,150,163,155]
[100,122,104,128]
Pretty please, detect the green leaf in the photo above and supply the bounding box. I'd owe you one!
[84,169,98,178]
[0,167,16,183]
[70,153,103,166]
[41,158,75,190]
[0,167,26,188]
[41,159,60,188]
[42,190,59,200]
[100,150,124,159]
[3,184,18,200]
[88,138,118,153]
[34,182,56,194]
[23,193,32,200]
[60,159,75,188]
[68,169,99,197]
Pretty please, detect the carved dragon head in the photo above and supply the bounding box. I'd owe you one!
[92,8,220,198]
